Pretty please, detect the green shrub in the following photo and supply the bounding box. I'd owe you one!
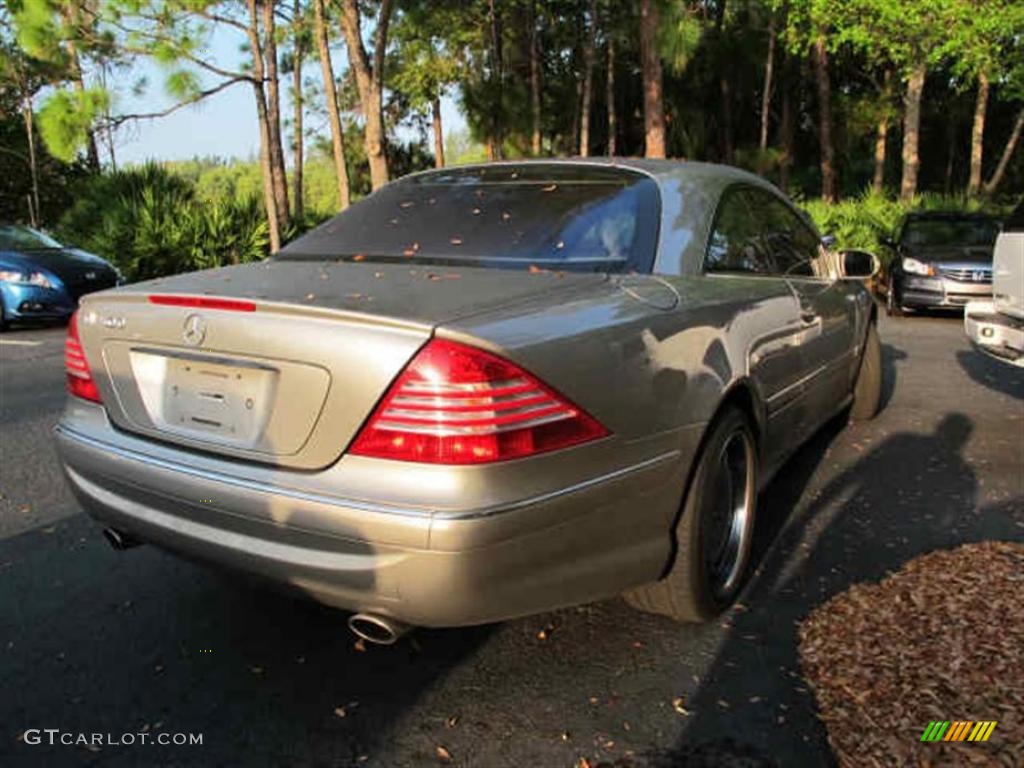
[56,164,268,281]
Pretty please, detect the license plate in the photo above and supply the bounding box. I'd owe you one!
[130,350,278,447]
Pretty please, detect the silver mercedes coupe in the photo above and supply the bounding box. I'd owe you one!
[56,160,881,644]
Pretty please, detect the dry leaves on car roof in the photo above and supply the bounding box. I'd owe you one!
[799,541,1024,768]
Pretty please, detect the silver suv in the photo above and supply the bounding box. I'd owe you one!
[965,202,1024,366]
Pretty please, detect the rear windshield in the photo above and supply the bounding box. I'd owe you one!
[900,216,1000,248]
[277,165,661,273]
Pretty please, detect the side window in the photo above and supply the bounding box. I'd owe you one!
[705,188,772,275]
[746,189,821,277]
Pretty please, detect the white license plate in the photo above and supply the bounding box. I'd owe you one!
[130,351,278,447]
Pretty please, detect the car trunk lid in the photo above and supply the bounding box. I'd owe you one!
[75,261,605,469]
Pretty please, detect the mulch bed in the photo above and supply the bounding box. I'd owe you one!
[799,541,1024,767]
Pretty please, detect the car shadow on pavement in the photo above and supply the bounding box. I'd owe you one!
[653,413,1023,767]
[0,516,492,767]
[880,343,908,410]
[955,349,1024,400]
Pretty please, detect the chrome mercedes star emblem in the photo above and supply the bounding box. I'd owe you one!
[182,313,207,346]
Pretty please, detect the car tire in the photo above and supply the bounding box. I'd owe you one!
[849,323,882,421]
[886,279,904,317]
[624,407,758,622]
[0,295,7,332]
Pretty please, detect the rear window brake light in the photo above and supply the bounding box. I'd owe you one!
[148,295,256,312]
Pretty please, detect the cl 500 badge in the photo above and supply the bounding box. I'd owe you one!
[101,315,126,330]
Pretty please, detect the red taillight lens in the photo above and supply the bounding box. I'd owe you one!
[65,310,102,403]
[350,339,609,464]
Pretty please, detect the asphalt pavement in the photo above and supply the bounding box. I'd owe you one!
[0,312,1021,768]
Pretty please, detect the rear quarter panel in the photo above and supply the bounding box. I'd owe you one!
[445,272,800,471]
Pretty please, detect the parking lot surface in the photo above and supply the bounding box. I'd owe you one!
[1,313,1021,767]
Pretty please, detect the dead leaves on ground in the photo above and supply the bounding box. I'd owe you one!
[799,541,1024,767]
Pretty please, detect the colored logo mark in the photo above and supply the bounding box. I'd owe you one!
[920,721,997,742]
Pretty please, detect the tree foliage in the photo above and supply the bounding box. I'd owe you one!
[1,0,1021,251]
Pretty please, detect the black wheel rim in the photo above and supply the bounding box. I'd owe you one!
[701,429,755,599]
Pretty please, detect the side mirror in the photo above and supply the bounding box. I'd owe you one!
[841,249,880,279]
[821,234,838,250]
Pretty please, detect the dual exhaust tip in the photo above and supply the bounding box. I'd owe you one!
[102,527,142,551]
[347,613,410,645]
[103,528,410,646]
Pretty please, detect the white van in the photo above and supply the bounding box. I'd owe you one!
[965,202,1024,367]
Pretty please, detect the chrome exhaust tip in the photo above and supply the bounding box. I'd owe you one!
[102,527,141,551]
[347,613,410,646]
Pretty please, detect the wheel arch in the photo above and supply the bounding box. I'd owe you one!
[655,377,765,581]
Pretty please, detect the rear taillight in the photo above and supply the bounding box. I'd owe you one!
[350,339,608,464]
[65,310,102,403]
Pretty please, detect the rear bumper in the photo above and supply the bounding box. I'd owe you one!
[55,404,695,627]
[900,276,991,309]
[964,301,1024,367]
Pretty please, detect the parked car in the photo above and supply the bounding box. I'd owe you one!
[882,211,1000,316]
[964,201,1024,366]
[0,224,121,330]
[55,160,881,644]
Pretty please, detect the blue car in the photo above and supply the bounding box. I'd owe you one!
[0,224,121,330]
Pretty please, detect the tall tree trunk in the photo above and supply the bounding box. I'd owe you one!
[606,33,616,156]
[339,0,393,189]
[97,65,117,172]
[873,69,891,194]
[487,0,504,159]
[715,0,731,162]
[639,0,666,158]
[313,0,350,209]
[68,66,99,169]
[292,0,304,220]
[759,16,776,152]
[900,62,926,203]
[252,80,281,252]
[262,0,290,230]
[779,84,794,193]
[529,1,542,156]
[571,65,582,155]
[720,74,734,163]
[983,108,1024,196]
[968,70,989,196]
[944,116,956,194]
[247,0,281,251]
[22,99,40,228]
[104,127,117,171]
[432,96,445,168]
[60,5,100,171]
[873,113,889,195]
[579,0,597,157]
[812,35,836,202]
